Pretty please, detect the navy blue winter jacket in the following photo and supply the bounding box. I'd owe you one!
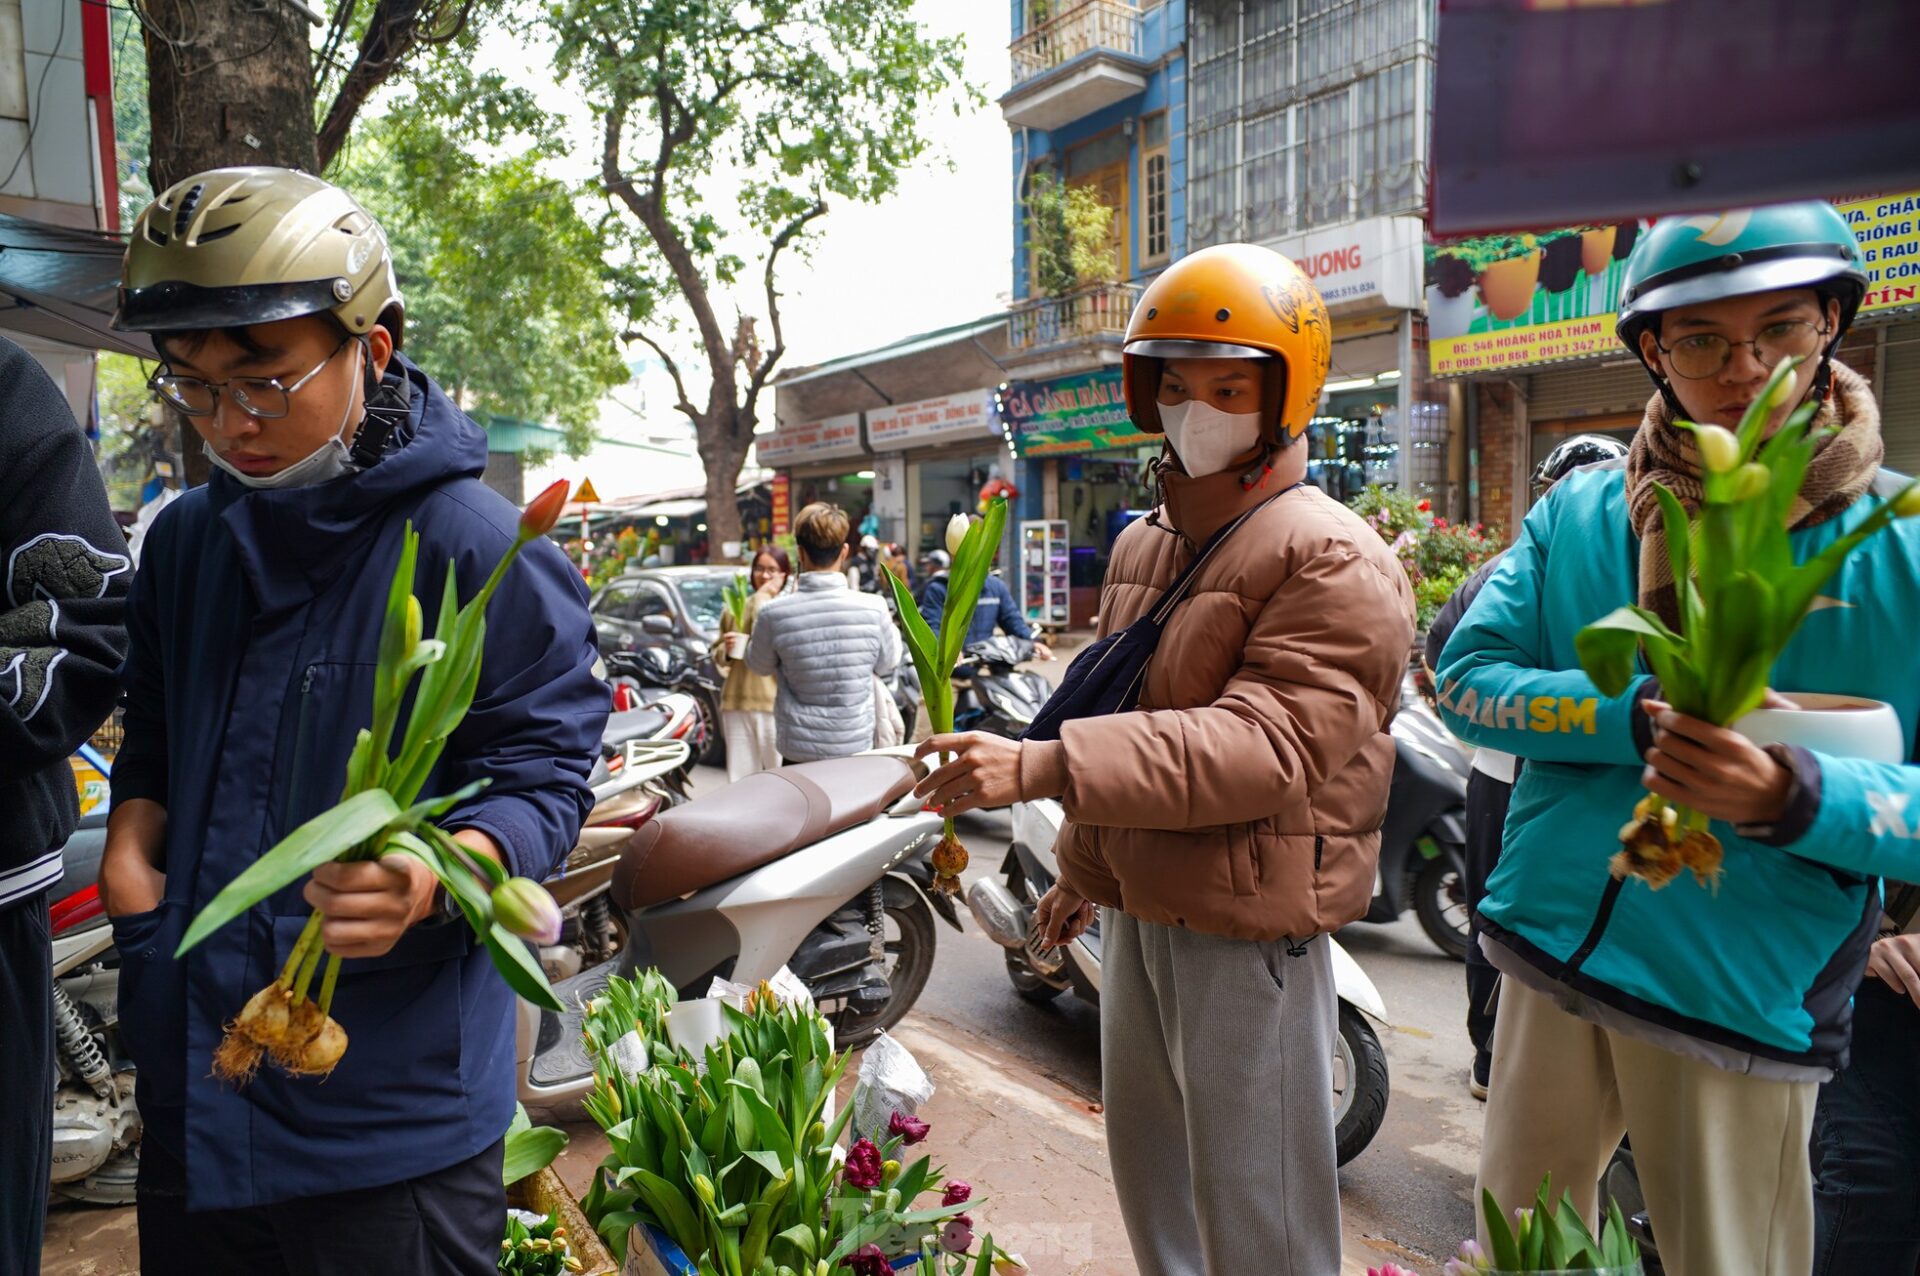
[109,357,607,1210]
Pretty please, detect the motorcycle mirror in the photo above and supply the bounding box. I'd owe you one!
[641,615,674,636]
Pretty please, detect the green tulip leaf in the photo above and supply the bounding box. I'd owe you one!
[502,1124,569,1186]
[1576,606,1679,698]
[176,788,403,956]
[484,923,563,1012]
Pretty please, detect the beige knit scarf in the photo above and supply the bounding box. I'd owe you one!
[1625,363,1883,632]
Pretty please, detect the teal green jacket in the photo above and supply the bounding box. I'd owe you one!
[1436,462,1920,1075]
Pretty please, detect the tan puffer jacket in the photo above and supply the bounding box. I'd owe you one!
[1018,465,1415,942]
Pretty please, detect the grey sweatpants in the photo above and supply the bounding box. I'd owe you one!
[1101,909,1341,1276]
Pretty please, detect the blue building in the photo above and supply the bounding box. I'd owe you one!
[998,0,1189,627]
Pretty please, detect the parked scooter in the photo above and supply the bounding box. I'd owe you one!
[1361,674,1473,959]
[541,737,692,982]
[44,749,140,1205]
[606,645,723,765]
[517,752,962,1120]
[952,636,1051,738]
[968,795,1392,1165]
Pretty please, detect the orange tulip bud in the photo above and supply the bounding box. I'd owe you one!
[520,480,571,541]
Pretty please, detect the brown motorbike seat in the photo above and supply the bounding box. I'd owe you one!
[612,755,920,910]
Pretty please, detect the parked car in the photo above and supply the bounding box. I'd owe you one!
[590,566,739,762]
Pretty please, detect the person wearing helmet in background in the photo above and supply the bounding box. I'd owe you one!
[908,244,1414,1274]
[1422,433,1629,1104]
[97,169,607,1273]
[1434,202,1920,1274]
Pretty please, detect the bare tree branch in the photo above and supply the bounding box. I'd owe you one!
[622,327,698,422]
[314,0,476,170]
[744,197,828,417]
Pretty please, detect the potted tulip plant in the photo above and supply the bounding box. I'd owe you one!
[881,499,1012,897]
[1577,358,1920,889]
[173,482,573,1082]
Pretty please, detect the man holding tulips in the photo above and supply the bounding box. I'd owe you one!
[98,167,606,1274]
[1436,201,1920,1275]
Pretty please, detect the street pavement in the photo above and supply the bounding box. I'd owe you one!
[42,717,1485,1275]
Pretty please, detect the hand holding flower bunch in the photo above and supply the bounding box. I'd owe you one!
[178,482,573,1082]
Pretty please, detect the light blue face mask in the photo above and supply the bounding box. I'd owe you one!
[203,344,363,490]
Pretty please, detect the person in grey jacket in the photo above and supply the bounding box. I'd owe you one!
[746,502,901,762]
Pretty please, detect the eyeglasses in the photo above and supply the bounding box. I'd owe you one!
[150,338,354,419]
[1653,320,1829,380]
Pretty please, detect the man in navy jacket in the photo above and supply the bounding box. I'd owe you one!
[99,168,607,1274]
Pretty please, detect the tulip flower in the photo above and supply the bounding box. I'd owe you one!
[990,1254,1029,1275]
[843,1137,885,1190]
[1897,486,1920,519]
[494,877,563,945]
[520,479,571,541]
[941,1180,972,1206]
[1692,423,1741,474]
[844,1244,890,1276]
[889,1110,931,1146]
[1729,461,1771,502]
[947,514,973,558]
[940,1216,974,1255]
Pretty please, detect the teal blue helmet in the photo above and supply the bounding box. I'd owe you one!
[1617,201,1867,354]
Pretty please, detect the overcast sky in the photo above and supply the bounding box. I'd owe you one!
[520,0,1015,500]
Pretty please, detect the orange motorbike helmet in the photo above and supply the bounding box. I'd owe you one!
[1123,243,1333,444]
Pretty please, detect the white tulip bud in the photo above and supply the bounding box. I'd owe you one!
[1693,424,1741,475]
[945,514,971,558]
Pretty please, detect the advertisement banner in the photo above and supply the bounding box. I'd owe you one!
[754,412,864,466]
[770,473,790,537]
[1265,216,1424,313]
[866,390,997,451]
[1428,191,1920,377]
[1000,368,1147,457]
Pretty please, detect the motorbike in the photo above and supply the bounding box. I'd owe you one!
[967,795,1393,1166]
[951,636,1051,738]
[606,644,723,766]
[45,748,140,1205]
[517,751,963,1121]
[540,737,692,982]
[1362,674,1473,959]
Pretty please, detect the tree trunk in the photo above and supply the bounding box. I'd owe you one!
[697,422,752,564]
[143,0,319,190]
[144,0,319,487]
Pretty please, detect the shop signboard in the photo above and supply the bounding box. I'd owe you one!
[1000,368,1147,457]
[865,390,998,450]
[1265,216,1424,313]
[1427,191,1920,378]
[770,473,791,537]
[753,412,864,466]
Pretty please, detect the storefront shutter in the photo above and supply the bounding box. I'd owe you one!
[1525,361,1653,423]
[1879,323,1920,477]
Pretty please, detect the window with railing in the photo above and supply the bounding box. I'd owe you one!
[1011,0,1145,87]
[1187,0,1431,249]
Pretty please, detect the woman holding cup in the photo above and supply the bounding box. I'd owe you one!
[714,545,789,780]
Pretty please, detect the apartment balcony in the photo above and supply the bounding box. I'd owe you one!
[1005,282,1141,372]
[1001,1,1151,131]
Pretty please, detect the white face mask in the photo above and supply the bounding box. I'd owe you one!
[1158,399,1263,477]
[203,344,363,491]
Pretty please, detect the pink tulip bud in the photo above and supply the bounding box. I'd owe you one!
[492,877,562,945]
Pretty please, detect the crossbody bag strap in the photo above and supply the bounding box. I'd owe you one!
[1147,482,1303,626]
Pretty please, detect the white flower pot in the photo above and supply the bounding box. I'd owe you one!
[1733,694,1906,764]
[1426,283,1480,341]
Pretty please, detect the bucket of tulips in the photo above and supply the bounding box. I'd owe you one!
[173,482,573,1083]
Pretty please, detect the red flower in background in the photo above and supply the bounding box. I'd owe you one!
[1417,499,1432,512]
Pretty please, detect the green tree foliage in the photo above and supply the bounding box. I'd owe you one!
[329,69,628,454]
[544,0,978,555]
[1023,170,1117,297]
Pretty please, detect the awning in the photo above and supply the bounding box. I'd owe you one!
[0,214,152,358]
[631,498,706,519]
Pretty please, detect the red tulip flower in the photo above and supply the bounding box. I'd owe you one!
[520,479,571,541]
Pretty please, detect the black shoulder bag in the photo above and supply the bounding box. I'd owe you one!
[1023,482,1302,742]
